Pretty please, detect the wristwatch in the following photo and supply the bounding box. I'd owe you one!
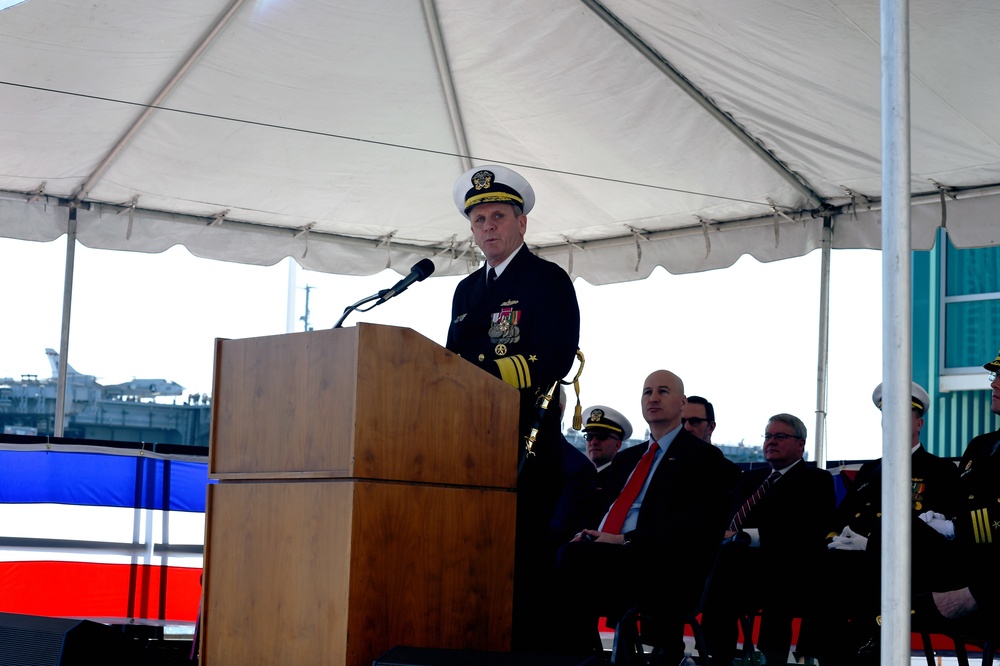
[622,531,634,545]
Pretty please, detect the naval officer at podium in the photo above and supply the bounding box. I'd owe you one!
[447,164,581,653]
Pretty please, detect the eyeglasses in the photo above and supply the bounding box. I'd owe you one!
[681,417,709,427]
[762,433,801,442]
[990,371,998,383]
[584,431,620,442]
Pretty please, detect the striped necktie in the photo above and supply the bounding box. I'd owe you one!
[729,470,781,532]
[601,441,659,535]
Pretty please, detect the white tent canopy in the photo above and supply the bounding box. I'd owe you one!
[1,2,996,663]
[1,0,998,284]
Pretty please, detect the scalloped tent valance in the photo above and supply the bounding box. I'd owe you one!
[1,0,997,282]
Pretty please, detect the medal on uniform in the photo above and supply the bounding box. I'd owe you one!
[912,480,926,510]
[489,307,521,345]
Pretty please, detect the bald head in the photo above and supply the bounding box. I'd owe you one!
[641,369,686,439]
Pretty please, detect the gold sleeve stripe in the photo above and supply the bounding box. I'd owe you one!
[495,355,531,389]
[971,508,992,544]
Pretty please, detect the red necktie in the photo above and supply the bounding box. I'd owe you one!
[602,441,659,535]
[729,471,781,532]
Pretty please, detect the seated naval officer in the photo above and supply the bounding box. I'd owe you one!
[910,349,1000,637]
[797,380,960,665]
[581,404,632,498]
[445,164,581,653]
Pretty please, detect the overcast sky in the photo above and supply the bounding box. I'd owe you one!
[1,236,885,461]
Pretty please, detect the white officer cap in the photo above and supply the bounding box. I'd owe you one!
[872,381,931,416]
[453,164,535,217]
[581,405,633,441]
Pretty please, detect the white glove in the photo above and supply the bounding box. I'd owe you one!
[828,525,869,551]
[919,510,955,539]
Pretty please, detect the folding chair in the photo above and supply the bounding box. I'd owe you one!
[916,631,995,666]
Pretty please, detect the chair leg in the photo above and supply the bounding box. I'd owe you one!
[955,637,971,666]
[611,607,646,666]
[688,618,708,666]
[738,612,757,664]
[920,632,936,666]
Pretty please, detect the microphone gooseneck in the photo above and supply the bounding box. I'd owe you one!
[333,259,436,328]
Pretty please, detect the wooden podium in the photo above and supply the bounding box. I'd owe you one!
[201,324,519,666]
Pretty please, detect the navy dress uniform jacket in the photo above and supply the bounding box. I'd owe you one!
[953,429,1000,613]
[834,445,961,539]
[446,244,580,417]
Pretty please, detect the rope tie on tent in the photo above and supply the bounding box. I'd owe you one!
[375,231,397,268]
[27,181,47,204]
[440,236,480,270]
[562,237,583,275]
[841,187,872,221]
[696,216,712,258]
[626,225,646,272]
[436,234,460,260]
[294,222,316,258]
[929,179,958,229]
[208,209,229,227]
[118,195,140,240]
[767,198,796,249]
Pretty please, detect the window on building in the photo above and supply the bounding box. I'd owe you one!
[941,239,1000,377]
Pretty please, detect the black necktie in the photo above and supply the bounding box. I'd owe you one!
[487,267,497,289]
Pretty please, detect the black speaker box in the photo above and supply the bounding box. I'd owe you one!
[0,612,126,666]
[373,646,602,666]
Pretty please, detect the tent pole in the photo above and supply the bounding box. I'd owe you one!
[286,258,297,333]
[54,208,78,438]
[881,0,913,664]
[814,217,832,468]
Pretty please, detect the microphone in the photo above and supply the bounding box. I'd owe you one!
[377,258,435,303]
[333,258,436,328]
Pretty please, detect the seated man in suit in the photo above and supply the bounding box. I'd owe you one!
[581,404,632,496]
[701,413,836,666]
[797,380,961,665]
[554,369,740,663]
[680,395,716,444]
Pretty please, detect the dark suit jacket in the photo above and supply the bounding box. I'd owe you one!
[733,460,836,557]
[600,428,741,605]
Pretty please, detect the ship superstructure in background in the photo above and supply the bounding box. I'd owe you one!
[0,350,209,446]
[44,348,185,399]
